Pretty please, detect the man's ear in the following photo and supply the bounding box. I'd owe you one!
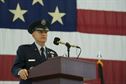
[31,32,35,38]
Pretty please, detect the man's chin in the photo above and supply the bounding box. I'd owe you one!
[40,40,46,43]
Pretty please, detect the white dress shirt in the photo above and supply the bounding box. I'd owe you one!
[35,42,47,58]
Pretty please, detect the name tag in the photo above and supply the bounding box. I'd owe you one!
[28,59,36,62]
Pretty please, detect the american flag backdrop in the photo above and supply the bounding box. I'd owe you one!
[0,0,126,84]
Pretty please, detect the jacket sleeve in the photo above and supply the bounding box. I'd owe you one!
[11,46,25,77]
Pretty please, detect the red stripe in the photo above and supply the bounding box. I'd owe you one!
[80,58,126,84]
[0,55,126,84]
[77,9,126,35]
[0,55,17,81]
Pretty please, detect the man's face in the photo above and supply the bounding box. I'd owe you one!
[32,29,48,44]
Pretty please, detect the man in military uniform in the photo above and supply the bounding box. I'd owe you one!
[11,19,58,84]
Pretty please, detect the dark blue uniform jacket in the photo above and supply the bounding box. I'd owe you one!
[11,43,58,84]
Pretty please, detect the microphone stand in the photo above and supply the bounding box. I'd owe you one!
[65,42,71,58]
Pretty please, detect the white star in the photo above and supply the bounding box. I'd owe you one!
[0,0,5,3]
[9,3,27,22]
[32,0,44,6]
[48,6,66,24]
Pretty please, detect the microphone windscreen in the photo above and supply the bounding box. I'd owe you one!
[53,37,60,45]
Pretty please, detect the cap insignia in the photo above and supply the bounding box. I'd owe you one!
[41,19,46,25]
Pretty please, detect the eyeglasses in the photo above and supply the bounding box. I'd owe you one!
[36,30,48,33]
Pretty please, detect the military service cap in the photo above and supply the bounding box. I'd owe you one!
[28,19,50,34]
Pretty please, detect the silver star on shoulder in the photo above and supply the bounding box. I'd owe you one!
[48,6,66,24]
[32,0,44,6]
[9,3,27,22]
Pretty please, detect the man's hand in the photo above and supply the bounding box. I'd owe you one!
[18,69,28,80]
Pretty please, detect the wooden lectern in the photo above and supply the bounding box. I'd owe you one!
[28,57,96,84]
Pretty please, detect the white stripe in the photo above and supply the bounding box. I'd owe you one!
[0,28,34,55]
[0,81,19,84]
[0,29,126,61]
[77,0,126,12]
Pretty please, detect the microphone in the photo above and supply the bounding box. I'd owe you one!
[53,37,80,48]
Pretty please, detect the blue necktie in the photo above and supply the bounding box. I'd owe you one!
[40,47,46,59]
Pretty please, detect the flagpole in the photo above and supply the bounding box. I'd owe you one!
[97,52,104,84]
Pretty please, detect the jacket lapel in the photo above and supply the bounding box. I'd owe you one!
[45,47,52,58]
[31,43,40,57]
[31,43,53,59]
